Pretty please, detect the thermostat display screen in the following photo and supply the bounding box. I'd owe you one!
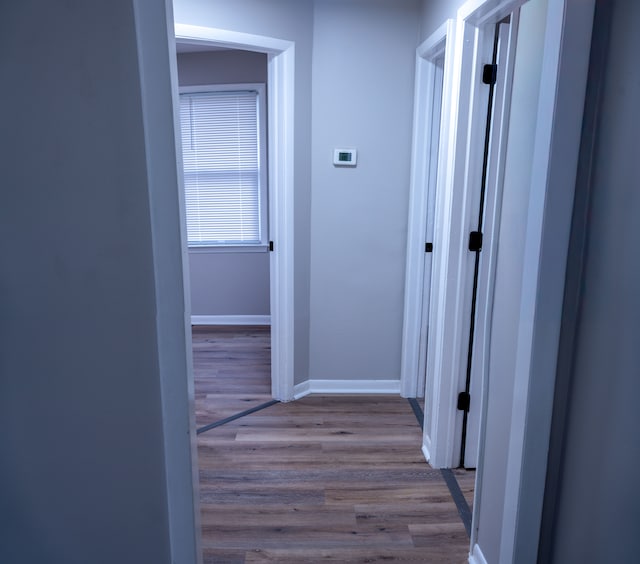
[333,148,357,166]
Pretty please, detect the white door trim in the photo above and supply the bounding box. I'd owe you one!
[400,19,455,400]
[499,1,596,561]
[469,543,489,564]
[174,24,295,402]
[425,0,529,470]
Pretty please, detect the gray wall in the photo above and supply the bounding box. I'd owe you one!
[419,0,460,36]
[178,49,267,85]
[175,0,422,385]
[174,0,313,383]
[308,0,421,381]
[177,50,270,317]
[474,0,548,561]
[0,1,197,562]
[189,252,270,316]
[543,0,640,561]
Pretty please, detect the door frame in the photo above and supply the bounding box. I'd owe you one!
[494,1,596,561]
[416,0,596,560]
[400,19,456,400]
[174,23,295,401]
[458,0,596,561]
[423,0,524,470]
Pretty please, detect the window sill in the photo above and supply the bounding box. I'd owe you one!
[188,244,269,254]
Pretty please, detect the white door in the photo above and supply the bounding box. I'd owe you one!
[459,17,516,468]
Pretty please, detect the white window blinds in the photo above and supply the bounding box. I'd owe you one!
[179,90,262,246]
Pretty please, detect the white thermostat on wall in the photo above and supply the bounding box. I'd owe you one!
[333,148,357,167]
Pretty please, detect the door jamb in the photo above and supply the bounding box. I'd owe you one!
[173,24,295,402]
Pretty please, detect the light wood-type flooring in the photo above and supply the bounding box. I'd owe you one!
[193,326,475,563]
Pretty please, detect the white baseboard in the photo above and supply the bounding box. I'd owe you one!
[191,315,271,326]
[293,379,401,399]
[293,381,312,399]
[469,543,488,564]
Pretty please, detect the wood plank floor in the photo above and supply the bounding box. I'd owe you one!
[193,326,272,426]
[193,326,475,563]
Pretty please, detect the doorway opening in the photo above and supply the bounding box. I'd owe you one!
[400,20,453,404]
[397,0,596,559]
[175,44,272,427]
[404,2,522,473]
[173,24,295,402]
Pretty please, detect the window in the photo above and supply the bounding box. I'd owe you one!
[179,84,267,248]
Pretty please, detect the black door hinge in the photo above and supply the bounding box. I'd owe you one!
[425,242,433,253]
[468,231,483,252]
[269,241,274,252]
[457,392,470,412]
[482,63,497,85]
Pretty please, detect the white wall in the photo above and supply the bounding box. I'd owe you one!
[0,0,197,562]
[474,0,548,560]
[309,0,421,382]
[177,50,271,317]
[543,0,640,561]
[173,0,313,383]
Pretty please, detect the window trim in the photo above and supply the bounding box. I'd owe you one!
[178,82,268,251]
